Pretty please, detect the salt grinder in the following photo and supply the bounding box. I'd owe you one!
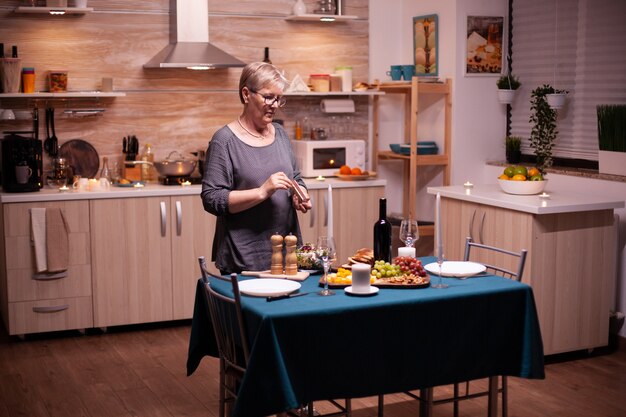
[284,234,298,276]
[271,233,284,275]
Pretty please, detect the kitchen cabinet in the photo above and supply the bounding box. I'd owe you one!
[373,77,452,236]
[436,190,619,355]
[90,195,215,327]
[0,200,92,336]
[297,184,384,266]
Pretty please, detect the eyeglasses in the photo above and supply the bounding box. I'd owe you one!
[249,89,287,108]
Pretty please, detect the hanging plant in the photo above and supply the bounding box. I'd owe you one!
[496,74,521,105]
[529,85,559,173]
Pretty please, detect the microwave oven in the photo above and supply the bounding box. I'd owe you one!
[291,139,366,178]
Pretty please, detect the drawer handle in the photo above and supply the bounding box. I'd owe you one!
[469,209,476,241]
[479,211,486,244]
[160,201,167,237]
[309,193,315,228]
[32,271,68,280]
[176,200,182,236]
[33,304,69,313]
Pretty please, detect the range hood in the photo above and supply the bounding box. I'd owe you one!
[144,0,245,70]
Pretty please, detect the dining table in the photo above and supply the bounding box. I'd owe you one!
[187,256,545,417]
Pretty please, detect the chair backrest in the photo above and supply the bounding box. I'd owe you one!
[463,237,528,281]
[198,256,250,371]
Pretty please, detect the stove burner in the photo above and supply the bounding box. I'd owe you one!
[159,176,202,186]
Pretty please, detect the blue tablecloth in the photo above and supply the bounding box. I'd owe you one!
[187,257,544,417]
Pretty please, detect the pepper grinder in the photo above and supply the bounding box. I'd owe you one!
[284,234,298,276]
[270,233,284,275]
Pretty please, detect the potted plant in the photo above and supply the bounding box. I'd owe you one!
[597,104,626,176]
[529,85,559,173]
[496,73,521,105]
[505,136,522,163]
[546,88,568,110]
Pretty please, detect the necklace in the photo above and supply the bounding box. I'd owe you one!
[237,117,269,139]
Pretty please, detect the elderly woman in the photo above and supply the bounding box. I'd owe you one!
[201,62,312,274]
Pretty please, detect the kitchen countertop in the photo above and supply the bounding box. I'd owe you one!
[0,177,386,204]
[427,184,624,215]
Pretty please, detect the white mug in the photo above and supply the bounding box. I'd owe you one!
[73,177,89,191]
[351,263,372,294]
[15,165,33,184]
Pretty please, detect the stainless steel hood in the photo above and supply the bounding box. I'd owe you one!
[144,0,245,70]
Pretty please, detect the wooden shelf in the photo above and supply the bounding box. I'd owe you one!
[15,6,94,15]
[0,92,125,98]
[373,77,453,219]
[284,91,383,97]
[285,14,357,22]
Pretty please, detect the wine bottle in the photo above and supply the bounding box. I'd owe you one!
[11,45,18,58]
[373,198,392,262]
[263,47,272,64]
[0,43,5,58]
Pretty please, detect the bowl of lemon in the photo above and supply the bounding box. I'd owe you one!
[497,165,547,195]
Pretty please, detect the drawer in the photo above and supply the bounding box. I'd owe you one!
[7,264,92,302]
[8,296,93,335]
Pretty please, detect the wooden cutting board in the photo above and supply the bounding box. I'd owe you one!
[241,270,310,281]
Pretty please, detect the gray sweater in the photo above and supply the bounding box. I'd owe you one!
[201,123,305,273]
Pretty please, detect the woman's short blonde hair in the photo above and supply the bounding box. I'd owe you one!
[238,62,290,104]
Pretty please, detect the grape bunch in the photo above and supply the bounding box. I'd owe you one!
[372,260,402,278]
[393,256,427,277]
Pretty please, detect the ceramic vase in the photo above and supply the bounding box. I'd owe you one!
[293,0,306,15]
[497,89,516,105]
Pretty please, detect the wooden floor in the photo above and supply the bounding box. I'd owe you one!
[1,321,625,417]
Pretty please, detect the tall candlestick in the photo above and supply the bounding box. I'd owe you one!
[435,193,443,258]
[327,184,333,239]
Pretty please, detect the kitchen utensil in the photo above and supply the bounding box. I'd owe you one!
[153,151,197,177]
[49,108,58,157]
[43,108,52,155]
[58,139,99,178]
[32,108,38,140]
[266,291,310,302]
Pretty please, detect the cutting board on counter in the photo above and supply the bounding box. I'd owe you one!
[241,270,310,281]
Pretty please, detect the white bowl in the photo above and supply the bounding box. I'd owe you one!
[498,179,547,195]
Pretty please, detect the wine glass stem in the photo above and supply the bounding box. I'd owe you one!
[323,259,329,291]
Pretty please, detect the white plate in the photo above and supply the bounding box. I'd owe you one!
[424,261,487,278]
[344,286,379,296]
[238,279,301,297]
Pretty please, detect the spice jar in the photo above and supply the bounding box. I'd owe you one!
[309,74,330,92]
[21,67,35,93]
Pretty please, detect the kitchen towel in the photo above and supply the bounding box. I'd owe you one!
[320,99,355,113]
[46,208,69,273]
[30,208,47,273]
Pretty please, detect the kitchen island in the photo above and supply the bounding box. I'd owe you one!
[428,184,624,354]
[0,178,385,336]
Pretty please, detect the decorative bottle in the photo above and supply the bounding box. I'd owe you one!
[293,0,307,16]
[140,143,156,183]
[373,198,392,262]
[99,157,111,182]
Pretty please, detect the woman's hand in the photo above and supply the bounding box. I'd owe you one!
[292,189,312,213]
[259,172,292,198]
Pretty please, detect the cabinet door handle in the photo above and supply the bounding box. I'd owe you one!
[32,271,67,280]
[469,209,476,241]
[175,200,182,236]
[479,211,486,244]
[160,201,167,237]
[33,304,69,313]
[309,193,315,228]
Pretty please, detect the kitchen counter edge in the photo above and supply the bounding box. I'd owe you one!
[0,178,387,203]
[427,184,624,215]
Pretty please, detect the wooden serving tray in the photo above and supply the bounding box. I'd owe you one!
[319,276,430,289]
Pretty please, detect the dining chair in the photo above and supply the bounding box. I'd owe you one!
[198,257,351,417]
[377,238,528,417]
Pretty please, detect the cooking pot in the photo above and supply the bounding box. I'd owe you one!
[153,151,197,177]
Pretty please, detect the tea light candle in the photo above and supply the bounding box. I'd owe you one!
[316,175,325,181]
[538,192,550,199]
[463,181,473,189]
[398,246,416,258]
[181,180,191,186]
[133,182,144,188]
[58,185,69,192]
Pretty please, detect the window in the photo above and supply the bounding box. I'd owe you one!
[510,0,626,161]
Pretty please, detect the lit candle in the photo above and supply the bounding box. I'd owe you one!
[327,184,333,239]
[538,192,550,199]
[181,180,191,186]
[58,185,69,192]
[435,193,443,258]
[398,247,416,258]
[316,175,325,181]
[133,182,144,188]
[463,181,473,189]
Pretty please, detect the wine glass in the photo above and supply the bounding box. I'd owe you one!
[431,244,448,289]
[399,219,419,248]
[316,236,336,296]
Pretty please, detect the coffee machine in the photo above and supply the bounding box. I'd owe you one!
[1,132,43,192]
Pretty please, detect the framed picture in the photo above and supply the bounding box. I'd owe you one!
[413,14,438,77]
[465,15,504,76]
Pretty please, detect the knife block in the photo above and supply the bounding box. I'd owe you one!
[123,163,142,182]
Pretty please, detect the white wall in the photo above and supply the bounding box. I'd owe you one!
[370,0,626,337]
